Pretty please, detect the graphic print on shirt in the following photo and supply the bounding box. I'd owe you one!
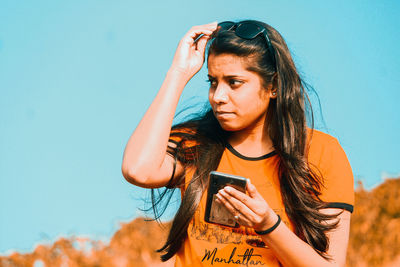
[190,208,287,249]
[174,130,355,267]
[201,246,266,266]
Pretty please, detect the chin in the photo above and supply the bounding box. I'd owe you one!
[217,120,244,132]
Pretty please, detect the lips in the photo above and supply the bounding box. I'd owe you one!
[215,110,234,114]
[215,111,235,119]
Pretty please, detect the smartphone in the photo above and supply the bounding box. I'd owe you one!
[204,171,248,227]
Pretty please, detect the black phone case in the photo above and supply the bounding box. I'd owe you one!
[204,171,247,227]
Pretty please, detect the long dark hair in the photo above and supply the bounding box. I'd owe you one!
[152,20,339,261]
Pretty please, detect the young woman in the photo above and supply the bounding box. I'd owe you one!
[122,20,354,267]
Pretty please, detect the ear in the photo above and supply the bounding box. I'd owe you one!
[269,74,278,99]
[262,83,277,99]
[269,86,277,99]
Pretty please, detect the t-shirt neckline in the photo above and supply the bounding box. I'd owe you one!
[225,142,277,161]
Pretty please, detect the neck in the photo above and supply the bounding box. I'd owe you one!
[228,123,274,157]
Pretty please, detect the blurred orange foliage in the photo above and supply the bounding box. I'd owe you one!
[1,177,399,267]
[0,218,174,267]
[347,177,400,267]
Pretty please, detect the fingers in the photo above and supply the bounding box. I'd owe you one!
[170,22,218,78]
[216,181,275,230]
[223,184,270,215]
[192,21,218,32]
[218,187,257,222]
[223,186,250,205]
[195,35,210,56]
[216,190,252,225]
[246,179,258,198]
[185,22,218,44]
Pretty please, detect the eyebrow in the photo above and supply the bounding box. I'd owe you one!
[207,74,246,79]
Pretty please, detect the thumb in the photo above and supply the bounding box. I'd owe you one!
[246,179,258,198]
[196,35,210,57]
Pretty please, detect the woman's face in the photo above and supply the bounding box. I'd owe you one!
[207,53,275,132]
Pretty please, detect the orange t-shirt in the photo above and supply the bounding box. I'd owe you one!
[174,130,354,267]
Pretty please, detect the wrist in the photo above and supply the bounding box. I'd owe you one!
[255,210,280,232]
[255,214,281,235]
[162,68,191,95]
[167,66,192,83]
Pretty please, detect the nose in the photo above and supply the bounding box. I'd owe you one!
[211,84,229,104]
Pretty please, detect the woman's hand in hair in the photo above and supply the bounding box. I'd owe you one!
[216,179,278,231]
[170,22,218,82]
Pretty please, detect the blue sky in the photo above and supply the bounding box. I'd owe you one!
[1,0,399,255]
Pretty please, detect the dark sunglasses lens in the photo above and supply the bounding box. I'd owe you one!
[236,23,262,39]
[218,21,235,31]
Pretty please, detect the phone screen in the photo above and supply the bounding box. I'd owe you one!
[204,171,247,227]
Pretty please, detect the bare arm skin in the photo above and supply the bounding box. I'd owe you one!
[216,181,351,266]
[121,22,218,188]
[259,209,350,267]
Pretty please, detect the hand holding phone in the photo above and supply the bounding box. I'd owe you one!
[204,171,248,227]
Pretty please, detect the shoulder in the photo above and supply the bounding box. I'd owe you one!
[306,129,355,210]
[306,128,351,173]
[307,129,340,150]
[306,129,345,166]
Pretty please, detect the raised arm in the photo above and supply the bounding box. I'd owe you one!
[121,22,218,188]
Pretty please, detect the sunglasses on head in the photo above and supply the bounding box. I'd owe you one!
[216,21,276,65]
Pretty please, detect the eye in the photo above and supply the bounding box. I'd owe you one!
[229,79,243,87]
[206,79,217,88]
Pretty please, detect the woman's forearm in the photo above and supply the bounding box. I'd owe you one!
[217,180,349,267]
[260,212,346,267]
[121,68,189,185]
